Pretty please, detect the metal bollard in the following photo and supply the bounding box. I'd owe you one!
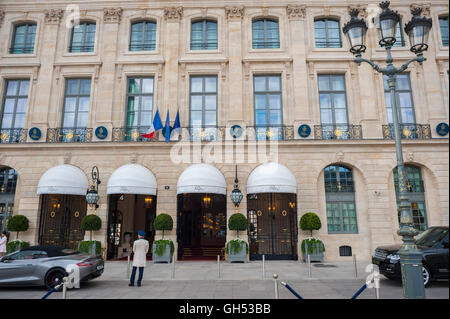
[307,254,311,278]
[374,270,381,299]
[62,277,68,299]
[353,254,358,278]
[262,255,265,280]
[126,255,131,279]
[217,255,221,279]
[273,274,279,299]
[171,254,175,279]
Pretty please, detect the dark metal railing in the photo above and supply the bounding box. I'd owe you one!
[0,128,28,144]
[129,41,156,51]
[314,125,362,140]
[9,46,34,54]
[325,182,355,193]
[46,128,93,143]
[112,126,226,142]
[69,44,95,53]
[190,41,218,50]
[245,126,294,141]
[252,41,280,49]
[382,124,431,140]
[315,41,342,48]
[112,126,158,142]
[394,180,425,193]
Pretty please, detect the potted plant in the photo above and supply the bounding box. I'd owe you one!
[6,215,30,252]
[152,213,174,263]
[226,213,248,263]
[299,212,325,262]
[80,214,102,255]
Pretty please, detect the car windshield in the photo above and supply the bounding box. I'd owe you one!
[415,228,449,247]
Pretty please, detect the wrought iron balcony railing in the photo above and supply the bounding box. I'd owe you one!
[394,180,425,193]
[252,41,280,49]
[315,40,343,48]
[314,125,362,140]
[245,126,294,141]
[69,43,95,53]
[9,46,34,54]
[129,41,156,51]
[112,126,226,142]
[190,41,218,50]
[382,124,431,140]
[0,128,27,144]
[46,128,93,143]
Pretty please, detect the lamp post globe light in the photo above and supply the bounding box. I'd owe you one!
[230,166,243,210]
[343,1,432,299]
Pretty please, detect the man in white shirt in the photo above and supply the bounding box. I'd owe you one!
[128,230,149,287]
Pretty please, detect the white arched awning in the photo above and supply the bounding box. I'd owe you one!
[247,163,297,194]
[37,165,89,195]
[107,164,157,195]
[177,164,226,195]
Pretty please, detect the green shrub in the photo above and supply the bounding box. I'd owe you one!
[226,239,248,255]
[228,213,247,238]
[301,238,325,254]
[154,214,173,239]
[6,215,30,240]
[6,240,30,254]
[299,212,322,237]
[81,214,102,240]
[153,239,174,257]
[78,240,102,255]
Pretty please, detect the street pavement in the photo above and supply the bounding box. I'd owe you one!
[0,260,448,299]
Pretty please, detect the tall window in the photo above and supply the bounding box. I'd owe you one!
[318,74,348,126]
[126,77,154,128]
[190,76,217,140]
[324,165,358,233]
[252,19,280,49]
[1,80,30,142]
[392,21,406,47]
[10,23,36,54]
[130,21,157,51]
[191,20,218,50]
[253,75,282,140]
[439,16,449,47]
[394,165,428,231]
[62,79,91,128]
[314,18,342,48]
[383,74,415,124]
[69,22,96,52]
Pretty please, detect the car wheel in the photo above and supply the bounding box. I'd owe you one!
[422,265,431,287]
[45,268,67,291]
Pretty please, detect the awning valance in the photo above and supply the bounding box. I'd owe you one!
[177,164,226,195]
[247,163,297,194]
[107,164,157,195]
[37,165,89,195]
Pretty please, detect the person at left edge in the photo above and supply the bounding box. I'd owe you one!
[129,230,149,287]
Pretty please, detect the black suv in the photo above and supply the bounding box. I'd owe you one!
[372,226,449,287]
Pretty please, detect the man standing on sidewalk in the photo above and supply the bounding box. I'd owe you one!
[129,230,149,287]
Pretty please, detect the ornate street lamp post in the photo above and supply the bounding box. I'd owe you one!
[343,1,432,299]
[230,166,243,211]
[86,166,101,212]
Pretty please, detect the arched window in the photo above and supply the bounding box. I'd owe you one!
[191,19,217,50]
[10,23,37,54]
[69,21,96,52]
[324,165,358,233]
[252,18,280,49]
[393,165,428,231]
[439,15,449,47]
[130,20,157,51]
[314,18,342,48]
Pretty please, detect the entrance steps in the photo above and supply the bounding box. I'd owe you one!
[182,247,225,260]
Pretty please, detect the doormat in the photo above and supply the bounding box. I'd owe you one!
[313,264,337,268]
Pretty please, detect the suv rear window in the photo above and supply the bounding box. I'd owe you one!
[415,228,449,247]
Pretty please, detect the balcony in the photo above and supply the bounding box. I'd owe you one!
[394,180,425,193]
[129,41,156,51]
[9,46,34,54]
[112,126,226,142]
[246,126,294,141]
[46,128,93,143]
[314,125,362,140]
[0,128,27,144]
[382,124,431,140]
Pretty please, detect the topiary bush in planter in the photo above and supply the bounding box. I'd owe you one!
[6,240,30,254]
[154,214,173,239]
[78,240,102,255]
[228,213,247,238]
[153,214,174,263]
[6,215,29,240]
[226,214,248,263]
[301,238,325,262]
[299,212,321,237]
[81,214,102,241]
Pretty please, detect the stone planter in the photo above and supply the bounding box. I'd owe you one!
[152,242,172,263]
[227,241,247,263]
[302,242,324,263]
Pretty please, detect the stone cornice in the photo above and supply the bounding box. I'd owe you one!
[164,7,183,21]
[286,5,306,20]
[44,9,64,24]
[103,7,123,23]
[225,6,244,20]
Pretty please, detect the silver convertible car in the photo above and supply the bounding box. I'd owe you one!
[0,245,104,289]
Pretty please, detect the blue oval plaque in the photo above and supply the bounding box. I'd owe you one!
[95,126,108,139]
[436,123,449,137]
[298,124,311,138]
[230,125,243,138]
[29,127,41,141]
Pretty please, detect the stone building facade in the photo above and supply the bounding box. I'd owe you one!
[0,0,448,261]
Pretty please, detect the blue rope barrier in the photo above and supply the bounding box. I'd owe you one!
[41,288,56,299]
[281,282,303,299]
[350,283,367,299]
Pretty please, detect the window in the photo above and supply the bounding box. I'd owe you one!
[394,165,428,231]
[325,165,358,233]
[252,19,280,49]
[10,23,36,54]
[126,77,154,128]
[69,22,96,52]
[190,76,217,140]
[439,16,449,47]
[383,74,415,124]
[130,21,157,51]
[1,80,30,139]
[314,18,342,48]
[191,20,218,50]
[6,250,48,260]
[318,74,348,126]
[0,168,17,194]
[253,75,283,140]
[62,79,91,128]
[392,21,406,47]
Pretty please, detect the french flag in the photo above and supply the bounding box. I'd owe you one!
[140,124,155,139]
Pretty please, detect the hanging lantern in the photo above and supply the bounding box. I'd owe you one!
[86,166,101,210]
[230,165,243,208]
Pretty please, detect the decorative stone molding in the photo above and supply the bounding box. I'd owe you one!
[285,61,292,79]
[130,152,137,164]
[406,150,414,162]
[0,10,5,28]
[103,8,123,23]
[44,9,64,24]
[323,6,330,17]
[287,5,306,20]
[225,6,244,20]
[63,153,72,164]
[410,3,431,18]
[201,7,207,19]
[347,5,368,19]
[164,7,183,21]
[220,62,227,80]
[262,7,269,17]
[308,61,314,79]
[336,151,345,162]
